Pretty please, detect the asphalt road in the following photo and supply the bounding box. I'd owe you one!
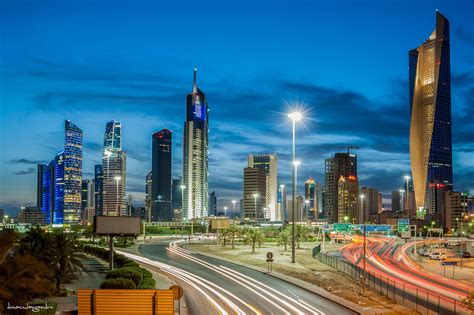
[118,239,357,315]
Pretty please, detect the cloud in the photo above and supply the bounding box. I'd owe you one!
[13,167,36,175]
[10,158,42,165]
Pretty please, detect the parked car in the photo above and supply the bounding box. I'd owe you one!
[430,252,447,260]
[462,252,471,258]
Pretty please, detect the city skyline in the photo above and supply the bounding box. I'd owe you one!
[1,2,474,216]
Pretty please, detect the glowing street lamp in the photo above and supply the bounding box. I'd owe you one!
[404,175,411,217]
[288,110,302,264]
[224,206,228,217]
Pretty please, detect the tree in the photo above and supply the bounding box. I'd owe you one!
[226,226,240,249]
[278,228,291,251]
[0,254,53,313]
[48,231,84,293]
[295,225,309,249]
[19,226,49,259]
[83,225,95,242]
[462,291,474,311]
[243,229,264,254]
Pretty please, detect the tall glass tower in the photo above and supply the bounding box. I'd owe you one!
[409,11,452,210]
[151,129,172,221]
[64,120,83,224]
[182,69,209,220]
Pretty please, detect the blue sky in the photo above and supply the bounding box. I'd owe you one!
[1,0,473,216]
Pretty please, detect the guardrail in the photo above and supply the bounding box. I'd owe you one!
[314,251,471,315]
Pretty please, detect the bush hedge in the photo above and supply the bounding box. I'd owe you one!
[83,245,156,289]
[106,268,143,287]
[100,278,136,289]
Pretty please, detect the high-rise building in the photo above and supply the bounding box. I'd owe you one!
[426,180,447,224]
[37,164,53,224]
[18,207,45,225]
[338,175,360,223]
[209,191,217,216]
[63,120,83,224]
[277,184,287,222]
[360,187,381,222]
[304,178,323,221]
[52,152,65,224]
[391,190,401,212]
[145,171,152,222]
[151,129,172,221]
[243,167,267,221]
[94,164,103,216]
[409,12,453,212]
[183,69,209,220]
[324,152,357,223]
[248,154,278,221]
[81,179,95,223]
[287,196,305,222]
[445,192,470,233]
[171,178,183,221]
[102,120,126,216]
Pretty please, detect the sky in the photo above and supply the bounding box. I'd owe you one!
[1,0,473,216]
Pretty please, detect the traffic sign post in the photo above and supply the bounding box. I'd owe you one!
[266,252,274,273]
[441,261,457,278]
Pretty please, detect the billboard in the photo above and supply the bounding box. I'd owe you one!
[210,218,230,229]
[94,216,141,235]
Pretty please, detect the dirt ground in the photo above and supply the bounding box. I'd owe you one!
[186,241,417,314]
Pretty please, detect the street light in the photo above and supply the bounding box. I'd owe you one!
[399,189,404,214]
[304,199,309,222]
[224,206,228,217]
[114,176,121,216]
[232,200,237,214]
[253,193,259,221]
[289,110,302,264]
[404,175,411,217]
[360,194,365,224]
[359,193,367,296]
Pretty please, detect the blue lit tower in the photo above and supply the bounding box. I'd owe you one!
[151,129,172,221]
[182,69,209,220]
[409,11,453,210]
[52,152,65,224]
[63,120,83,224]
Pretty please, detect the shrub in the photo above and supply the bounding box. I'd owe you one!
[139,277,156,289]
[100,278,136,289]
[106,268,143,287]
[123,260,140,268]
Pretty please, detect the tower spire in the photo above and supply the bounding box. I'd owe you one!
[193,67,197,94]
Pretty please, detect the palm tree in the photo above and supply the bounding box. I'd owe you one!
[295,225,309,249]
[226,225,240,249]
[278,228,291,251]
[48,231,84,293]
[20,226,49,259]
[243,229,264,254]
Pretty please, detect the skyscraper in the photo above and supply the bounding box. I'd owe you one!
[102,120,127,216]
[304,177,318,221]
[52,152,65,224]
[391,190,401,212]
[94,164,103,216]
[145,171,152,222]
[360,187,381,222]
[248,154,278,221]
[209,191,217,216]
[409,12,453,211]
[324,152,357,223]
[183,69,209,220]
[172,178,183,221]
[151,129,172,221]
[337,175,360,223]
[64,120,83,224]
[243,167,267,221]
[277,184,287,222]
[81,179,95,223]
[37,164,52,224]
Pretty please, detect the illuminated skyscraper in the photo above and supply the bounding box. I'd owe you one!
[151,129,172,221]
[409,11,453,211]
[337,175,360,223]
[64,120,83,224]
[182,69,209,219]
[248,154,278,221]
[102,120,127,216]
[304,178,316,220]
[94,164,103,216]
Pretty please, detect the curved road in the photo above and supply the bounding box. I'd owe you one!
[118,239,356,315]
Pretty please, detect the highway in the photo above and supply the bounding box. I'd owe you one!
[338,236,470,314]
[118,239,357,315]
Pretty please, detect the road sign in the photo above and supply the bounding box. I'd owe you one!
[365,225,392,232]
[266,252,273,261]
[442,261,457,266]
[333,223,352,232]
[398,218,410,232]
[169,285,184,300]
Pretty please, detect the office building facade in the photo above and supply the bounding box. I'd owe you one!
[183,69,209,220]
[243,167,267,221]
[337,175,360,224]
[151,129,172,221]
[248,154,278,221]
[409,12,453,211]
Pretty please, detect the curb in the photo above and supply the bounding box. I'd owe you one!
[182,245,378,315]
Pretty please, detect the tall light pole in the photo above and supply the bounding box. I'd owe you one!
[253,193,259,222]
[360,194,365,224]
[404,175,411,217]
[114,176,121,216]
[224,206,228,217]
[288,111,302,264]
[104,150,112,215]
[232,199,236,216]
[304,199,309,223]
[399,189,405,214]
